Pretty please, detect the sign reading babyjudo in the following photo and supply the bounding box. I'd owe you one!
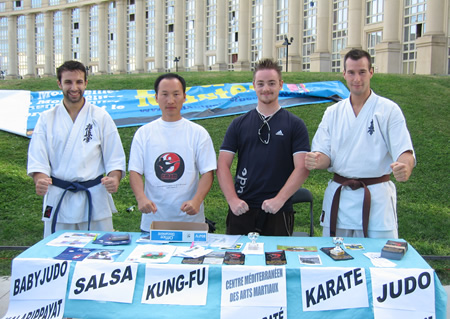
[300,267,368,312]
[3,258,69,319]
[68,262,138,303]
[221,266,287,319]
[370,268,435,319]
[141,264,209,305]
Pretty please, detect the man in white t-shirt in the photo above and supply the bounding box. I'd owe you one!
[128,73,217,231]
[305,49,415,239]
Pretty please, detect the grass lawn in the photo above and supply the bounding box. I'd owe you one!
[0,71,449,284]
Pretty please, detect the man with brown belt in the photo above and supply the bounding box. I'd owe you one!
[305,49,415,238]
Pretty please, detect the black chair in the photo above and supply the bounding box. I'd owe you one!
[291,188,314,237]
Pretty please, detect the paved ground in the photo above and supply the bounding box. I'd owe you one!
[0,276,448,317]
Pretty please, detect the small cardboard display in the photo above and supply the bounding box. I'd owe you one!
[150,221,208,242]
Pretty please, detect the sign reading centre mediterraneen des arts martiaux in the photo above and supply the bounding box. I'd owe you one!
[221,265,287,319]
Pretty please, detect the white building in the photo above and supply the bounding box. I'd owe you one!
[0,0,449,79]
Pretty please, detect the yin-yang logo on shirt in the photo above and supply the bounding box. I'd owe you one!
[154,152,185,183]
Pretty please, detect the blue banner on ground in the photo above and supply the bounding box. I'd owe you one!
[26,81,349,136]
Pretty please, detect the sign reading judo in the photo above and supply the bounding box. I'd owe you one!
[141,264,209,305]
[300,267,368,312]
[3,258,69,319]
[370,268,435,319]
[221,266,287,319]
[21,81,349,137]
[68,262,138,303]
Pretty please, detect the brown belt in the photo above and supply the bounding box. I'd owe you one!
[330,174,390,238]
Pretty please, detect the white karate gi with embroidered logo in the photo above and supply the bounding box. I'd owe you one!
[312,91,415,232]
[27,101,126,226]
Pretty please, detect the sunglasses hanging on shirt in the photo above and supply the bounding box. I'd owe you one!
[256,107,281,145]
[258,118,271,144]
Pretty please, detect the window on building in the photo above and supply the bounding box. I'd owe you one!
[228,0,239,70]
[127,0,136,72]
[276,0,289,42]
[367,30,382,69]
[206,0,217,53]
[403,0,427,74]
[146,0,156,71]
[31,0,41,8]
[17,15,27,76]
[53,11,63,69]
[108,1,117,73]
[332,0,348,72]
[447,37,450,75]
[165,0,175,71]
[35,14,44,74]
[251,0,263,69]
[90,5,99,64]
[0,17,7,74]
[366,0,383,24]
[71,8,80,63]
[302,0,317,71]
[185,0,195,70]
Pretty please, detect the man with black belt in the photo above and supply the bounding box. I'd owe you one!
[217,59,310,236]
[27,60,126,237]
[305,49,415,238]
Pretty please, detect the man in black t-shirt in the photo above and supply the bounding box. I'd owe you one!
[217,59,310,236]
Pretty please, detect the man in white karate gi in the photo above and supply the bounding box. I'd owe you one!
[305,49,415,238]
[27,60,126,237]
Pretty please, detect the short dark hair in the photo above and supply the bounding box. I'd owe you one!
[344,49,372,71]
[154,73,186,94]
[56,60,87,82]
[253,59,282,81]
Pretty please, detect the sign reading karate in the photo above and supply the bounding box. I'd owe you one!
[370,268,435,319]
[3,258,69,319]
[221,266,287,319]
[68,262,138,303]
[141,264,209,305]
[300,267,368,311]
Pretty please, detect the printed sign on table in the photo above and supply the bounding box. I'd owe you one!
[2,298,65,319]
[300,267,369,312]
[4,258,70,319]
[370,268,435,319]
[221,265,287,319]
[141,264,209,305]
[68,262,137,303]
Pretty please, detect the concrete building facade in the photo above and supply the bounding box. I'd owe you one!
[0,0,449,79]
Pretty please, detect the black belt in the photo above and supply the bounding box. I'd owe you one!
[330,174,390,238]
[50,175,103,234]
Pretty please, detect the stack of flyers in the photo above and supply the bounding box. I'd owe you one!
[93,233,131,246]
[84,249,124,262]
[54,247,123,262]
[265,251,287,265]
[223,251,245,265]
[174,245,213,258]
[203,251,225,265]
[46,232,99,247]
[125,244,176,263]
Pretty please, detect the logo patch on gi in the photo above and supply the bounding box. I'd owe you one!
[83,123,93,142]
[44,205,53,218]
[154,152,185,183]
[367,119,375,135]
